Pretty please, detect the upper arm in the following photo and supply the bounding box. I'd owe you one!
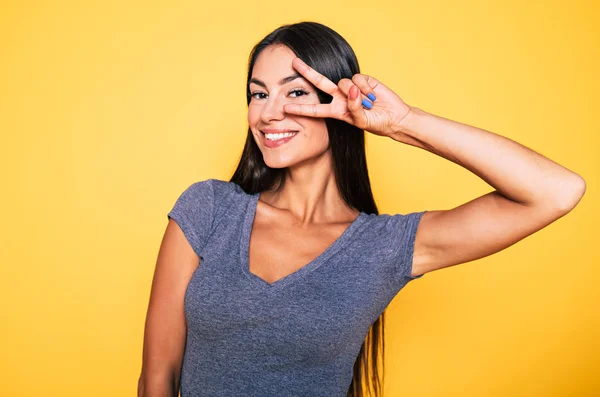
[139,218,200,393]
[410,190,577,277]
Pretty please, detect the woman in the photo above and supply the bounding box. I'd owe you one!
[138,22,585,397]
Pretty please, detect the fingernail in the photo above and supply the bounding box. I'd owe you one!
[367,93,376,101]
[349,85,358,100]
[362,98,373,109]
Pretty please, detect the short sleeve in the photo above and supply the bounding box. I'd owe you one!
[167,179,216,258]
[384,211,428,284]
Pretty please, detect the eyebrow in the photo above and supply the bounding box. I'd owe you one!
[249,73,304,88]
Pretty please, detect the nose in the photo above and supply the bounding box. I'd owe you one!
[260,93,286,124]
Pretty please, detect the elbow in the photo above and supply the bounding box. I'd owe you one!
[554,174,586,214]
[137,374,145,397]
[138,372,178,397]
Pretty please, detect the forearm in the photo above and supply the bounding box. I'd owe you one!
[391,106,586,210]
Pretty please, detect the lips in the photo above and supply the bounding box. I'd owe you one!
[260,129,299,149]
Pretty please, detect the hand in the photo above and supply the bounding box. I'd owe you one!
[283,57,412,139]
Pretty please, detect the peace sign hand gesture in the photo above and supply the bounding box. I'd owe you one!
[283,58,413,140]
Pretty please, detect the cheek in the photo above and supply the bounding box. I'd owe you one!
[302,118,329,145]
[247,107,261,140]
[247,106,260,125]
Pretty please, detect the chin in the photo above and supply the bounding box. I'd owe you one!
[262,154,296,169]
[262,148,330,170]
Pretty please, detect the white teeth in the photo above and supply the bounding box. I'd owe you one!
[265,132,297,140]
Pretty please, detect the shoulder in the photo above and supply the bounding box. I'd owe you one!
[348,211,426,254]
[361,211,428,280]
[168,178,249,230]
[362,211,427,234]
[179,178,244,201]
[179,178,253,216]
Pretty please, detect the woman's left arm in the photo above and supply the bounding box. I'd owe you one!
[391,106,586,277]
[283,57,586,277]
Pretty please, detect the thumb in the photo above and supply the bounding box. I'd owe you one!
[347,84,366,124]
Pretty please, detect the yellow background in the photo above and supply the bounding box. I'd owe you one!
[1,1,598,396]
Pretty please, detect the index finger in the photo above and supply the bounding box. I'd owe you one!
[292,58,338,96]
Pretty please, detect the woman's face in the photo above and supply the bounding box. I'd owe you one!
[247,44,330,169]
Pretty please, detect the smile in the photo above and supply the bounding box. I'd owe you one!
[260,130,299,148]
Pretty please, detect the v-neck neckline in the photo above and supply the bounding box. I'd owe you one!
[239,191,367,291]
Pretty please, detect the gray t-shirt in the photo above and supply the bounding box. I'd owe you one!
[167,178,426,397]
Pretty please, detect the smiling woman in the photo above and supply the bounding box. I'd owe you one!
[138,20,585,397]
[223,23,392,397]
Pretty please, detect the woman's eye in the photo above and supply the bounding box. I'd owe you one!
[289,89,308,98]
[250,92,267,100]
[250,89,308,100]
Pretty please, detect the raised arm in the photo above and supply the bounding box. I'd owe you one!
[391,106,586,277]
[281,57,586,278]
[138,219,199,397]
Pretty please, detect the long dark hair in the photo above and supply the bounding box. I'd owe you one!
[229,21,384,397]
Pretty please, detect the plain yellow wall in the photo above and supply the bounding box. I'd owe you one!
[1,1,598,396]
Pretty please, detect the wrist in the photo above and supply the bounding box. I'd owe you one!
[391,105,419,137]
[388,106,431,149]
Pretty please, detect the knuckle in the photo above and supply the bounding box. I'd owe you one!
[338,78,352,89]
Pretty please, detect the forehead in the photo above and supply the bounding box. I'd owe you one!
[251,45,296,81]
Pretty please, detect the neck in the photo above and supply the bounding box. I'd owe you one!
[261,151,358,226]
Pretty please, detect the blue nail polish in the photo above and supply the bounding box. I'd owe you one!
[362,98,372,109]
[367,93,376,101]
